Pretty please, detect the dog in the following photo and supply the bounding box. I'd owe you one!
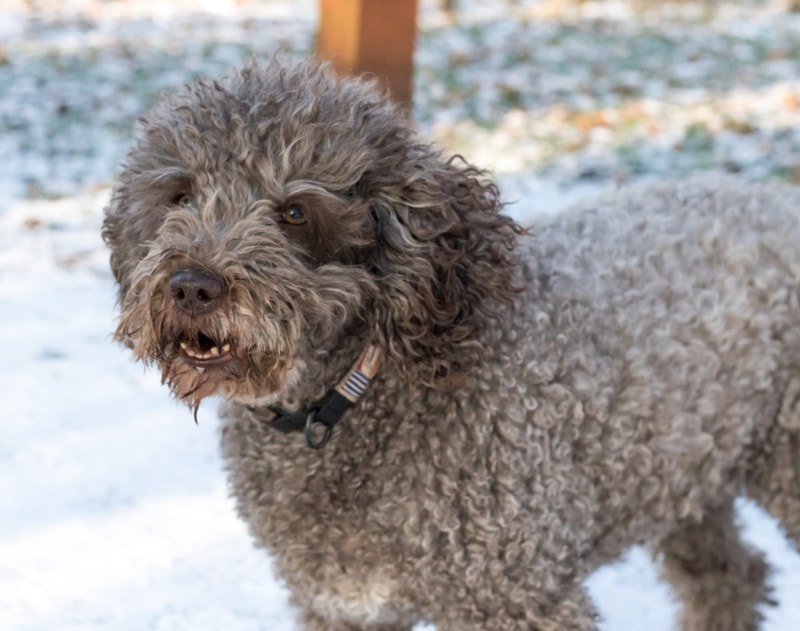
[104,59,800,630]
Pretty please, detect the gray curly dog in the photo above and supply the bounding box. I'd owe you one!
[104,59,800,630]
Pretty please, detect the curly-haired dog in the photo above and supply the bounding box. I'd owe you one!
[104,59,800,630]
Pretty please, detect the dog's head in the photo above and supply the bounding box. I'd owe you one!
[103,59,522,409]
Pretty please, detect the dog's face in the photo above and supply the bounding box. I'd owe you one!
[103,62,395,408]
[104,60,521,410]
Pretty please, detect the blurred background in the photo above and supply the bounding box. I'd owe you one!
[1,1,800,629]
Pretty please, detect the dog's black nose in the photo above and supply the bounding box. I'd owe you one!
[169,270,225,314]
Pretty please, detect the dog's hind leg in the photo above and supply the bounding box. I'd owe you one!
[653,502,770,631]
[746,375,800,550]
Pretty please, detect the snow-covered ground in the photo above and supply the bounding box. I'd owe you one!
[2,1,800,629]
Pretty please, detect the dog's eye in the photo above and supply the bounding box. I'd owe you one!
[282,204,307,225]
[171,193,191,207]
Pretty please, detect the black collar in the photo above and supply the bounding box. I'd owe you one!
[260,345,382,449]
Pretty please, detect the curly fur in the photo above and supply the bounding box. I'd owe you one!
[104,59,800,630]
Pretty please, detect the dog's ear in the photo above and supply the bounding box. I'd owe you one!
[369,154,524,387]
[103,185,135,295]
[102,180,162,299]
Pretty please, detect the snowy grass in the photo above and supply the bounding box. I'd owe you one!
[2,1,800,629]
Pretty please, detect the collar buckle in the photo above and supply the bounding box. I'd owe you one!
[304,410,334,449]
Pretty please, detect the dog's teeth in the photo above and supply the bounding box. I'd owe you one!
[180,340,231,361]
[196,367,205,374]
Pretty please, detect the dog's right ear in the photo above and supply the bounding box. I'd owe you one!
[103,181,162,299]
[103,185,133,294]
[103,157,191,296]
[368,154,524,388]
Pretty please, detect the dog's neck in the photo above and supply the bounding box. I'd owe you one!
[263,344,382,448]
[245,333,381,448]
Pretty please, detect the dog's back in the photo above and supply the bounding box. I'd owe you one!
[512,176,800,541]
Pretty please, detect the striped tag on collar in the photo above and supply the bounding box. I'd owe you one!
[335,344,382,403]
[265,344,383,448]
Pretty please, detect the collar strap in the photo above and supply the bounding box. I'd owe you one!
[266,344,382,449]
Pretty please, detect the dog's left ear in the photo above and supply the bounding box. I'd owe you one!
[369,154,524,387]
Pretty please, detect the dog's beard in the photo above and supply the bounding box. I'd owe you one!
[161,348,292,411]
[115,251,375,411]
[116,294,299,411]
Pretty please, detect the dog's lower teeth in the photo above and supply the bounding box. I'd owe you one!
[180,340,232,360]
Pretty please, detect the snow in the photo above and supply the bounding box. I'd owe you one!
[1,1,800,629]
[0,194,295,631]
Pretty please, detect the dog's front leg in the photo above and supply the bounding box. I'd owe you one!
[422,584,598,631]
[298,608,413,631]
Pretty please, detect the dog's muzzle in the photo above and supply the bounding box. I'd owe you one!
[166,268,241,367]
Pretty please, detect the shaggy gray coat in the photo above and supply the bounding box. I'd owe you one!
[104,60,800,630]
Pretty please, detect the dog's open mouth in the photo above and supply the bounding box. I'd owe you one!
[179,331,236,366]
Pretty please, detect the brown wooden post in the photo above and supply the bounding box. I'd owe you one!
[317,0,418,106]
